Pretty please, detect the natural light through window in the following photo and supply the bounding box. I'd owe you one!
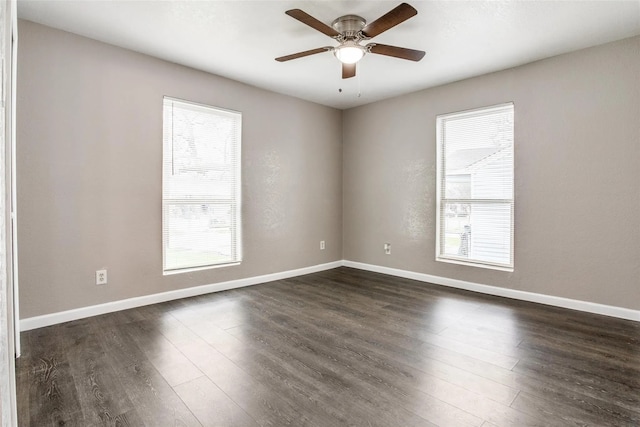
[162,97,242,273]
[436,103,514,271]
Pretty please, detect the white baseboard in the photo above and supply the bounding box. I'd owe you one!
[20,259,639,331]
[20,261,343,331]
[342,260,640,322]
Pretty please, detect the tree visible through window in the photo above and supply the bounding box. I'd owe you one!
[162,98,241,272]
[436,103,514,270]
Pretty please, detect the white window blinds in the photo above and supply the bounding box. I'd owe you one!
[436,103,514,271]
[162,97,242,273]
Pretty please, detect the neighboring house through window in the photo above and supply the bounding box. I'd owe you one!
[436,103,514,270]
[162,97,242,273]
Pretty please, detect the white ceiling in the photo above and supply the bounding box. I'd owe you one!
[17,1,640,109]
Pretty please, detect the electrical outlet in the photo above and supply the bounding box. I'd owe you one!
[96,269,107,285]
[320,240,325,250]
[384,243,391,255]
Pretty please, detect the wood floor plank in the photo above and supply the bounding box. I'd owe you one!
[436,324,523,358]
[249,284,521,406]
[152,315,326,426]
[218,321,440,427]
[520,330,640,369]
[17,267,640,427]
[64,329,135,425]
[88,408,145,427]
[222,301,494,426]
[98,324,201,426]
[260,277,520,372]
[122,320,204,387]
[517,339,640,389]
[15,356,31,427]
[174,376,259,427]
[181,308,437,426]
[175,339,320,427]
[511,389,640,426]
[412,379,553,427]
[22,325,84,426]
[107,359,201,427]
[513,357,640,420]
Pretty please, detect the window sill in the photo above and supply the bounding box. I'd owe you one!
[436,256,513,272]
[163,261,241,276]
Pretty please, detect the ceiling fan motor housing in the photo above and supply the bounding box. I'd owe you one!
[331,15,367,41]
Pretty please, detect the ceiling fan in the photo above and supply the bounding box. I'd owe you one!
[275,3,425,79]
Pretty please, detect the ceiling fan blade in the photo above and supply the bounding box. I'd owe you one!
[342,63,356,79]
[285,9,340,38]
[361,3,418,38]
[368,43,425,61]
[275,47,331,62]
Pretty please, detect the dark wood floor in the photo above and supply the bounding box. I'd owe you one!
[16,267,640,426]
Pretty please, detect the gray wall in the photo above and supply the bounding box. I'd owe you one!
[343,36,640,310]
[17,19,640,319]
[17,20,343,318]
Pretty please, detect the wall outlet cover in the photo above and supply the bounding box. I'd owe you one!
[96,269,107,285]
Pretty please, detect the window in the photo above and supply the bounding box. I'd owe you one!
[436,103,514,271]
[162,97,241,273]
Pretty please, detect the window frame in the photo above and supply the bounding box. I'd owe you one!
[162,96,242,274]
[435,102,514,272]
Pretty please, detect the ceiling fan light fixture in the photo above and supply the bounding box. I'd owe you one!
[277,4,424,79]
[334,42,365,64]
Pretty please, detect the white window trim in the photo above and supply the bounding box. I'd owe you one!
[435,102,514,272]
[162,96,242,274]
